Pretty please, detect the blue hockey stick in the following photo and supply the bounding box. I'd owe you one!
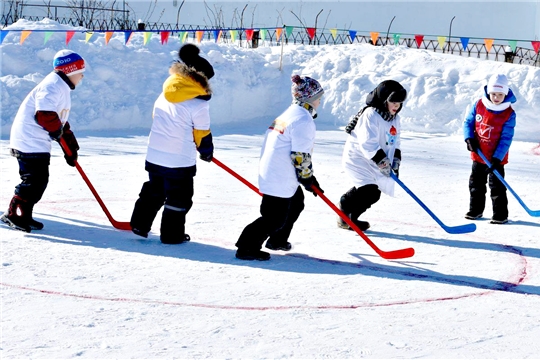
[476,150,540,217]
[390,172,477,234]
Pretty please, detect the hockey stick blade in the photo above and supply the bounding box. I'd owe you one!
[390,172,476,234]
[312,186,415,260]
[60,138,131,231]
[212,157,413,259]
[477,150,540,217]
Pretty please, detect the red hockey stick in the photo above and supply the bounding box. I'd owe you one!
[311,186,415,260]
[212,156,414,259]
[59,138,131,231]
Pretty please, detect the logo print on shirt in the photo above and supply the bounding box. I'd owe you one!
[387,125,398,145]
[269,118,287,134]
[477,123,494,140]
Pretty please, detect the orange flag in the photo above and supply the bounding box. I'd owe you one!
[370,31,379,45]
[104,31,113,45]
[195,30,204,43]
[276,28,283,40]
[20,30,31,44]
[484,38,494,52]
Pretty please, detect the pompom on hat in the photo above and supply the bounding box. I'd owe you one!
[179,44,214,80]
[291,75,324,103]
[53,50,85,76]
[487,73,509,95]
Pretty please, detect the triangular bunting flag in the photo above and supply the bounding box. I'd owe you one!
[460,37,469,50]
[508,40,517,52]
[306,27,316,40]
[0,30,8,44]
[161,31,170,44]
[348,30,357,43]
[20,30,32,44]
[370,31,379,45]
[195,30,204,43]
[85,32,93,43]
[532,41,540,54]
[415,34,424,48]
[182,31,189,43]
[143,32,152,45]
[285,26,294,38]
[260,29,267,42]
[124,31,133,45]
[437,36,446,50]
[104,31,113,45]
[65,31,75,45]
[245,29,254,41]
[230,30,237,42]
[43,31,53,44]
[484,38,494,52]
[275,28,283,41]
[213,29,221,43]
[330,28,337,40]
[393,33,401,45]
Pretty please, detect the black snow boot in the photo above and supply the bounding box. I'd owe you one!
[1,195,32,233]
[235,248,271,261]
[28,203,44,230]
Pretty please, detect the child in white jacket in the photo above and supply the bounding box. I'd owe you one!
[339,80,407,231]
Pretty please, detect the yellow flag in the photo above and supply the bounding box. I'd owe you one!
[437,36,447,50]
[104,31,113,45]
[143,32,152,45]
[230,30,237,42]
[195,30,204,43]
[85,32,93,43]
[370,31,379,45]
[330,28,337,40]
[484,38,494,52]
[20,30,31,44]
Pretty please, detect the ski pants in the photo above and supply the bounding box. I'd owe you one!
[468,161,508,219]
[236,186,305,251]
[339,184,381,220]
[11,149,50,205]
[131,161,195,242]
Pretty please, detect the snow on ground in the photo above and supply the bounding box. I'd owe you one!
[1,20,540,358]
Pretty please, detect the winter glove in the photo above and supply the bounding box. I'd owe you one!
[194,129,214,162]
[377,158,392,177]
[35,111,63,140]
[59,122,79,167]
[465,137,479,152]
[298,175,324,197]
[371,149,391,177]
[486,157,503,174]
[392,158,401,177]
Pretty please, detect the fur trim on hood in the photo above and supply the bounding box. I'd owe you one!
[163,62,212,103]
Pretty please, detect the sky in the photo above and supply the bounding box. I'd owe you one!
[1,19,540,358]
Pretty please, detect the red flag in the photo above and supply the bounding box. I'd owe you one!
[415,35,424,48]
[306,27,316,40]
[161,31,170,44]
[532,41,540,54]
[66,31,75,45]
[245,29,254,41]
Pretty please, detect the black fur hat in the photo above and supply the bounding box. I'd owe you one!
[366,80,407,110]
[178,44,215,80]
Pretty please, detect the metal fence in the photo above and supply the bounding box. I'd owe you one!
[2,13,538,67]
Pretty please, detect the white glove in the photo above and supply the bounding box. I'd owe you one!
[377,157,392,177]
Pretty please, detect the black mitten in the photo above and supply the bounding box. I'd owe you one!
[196,132,214,162]
[486,157,503,174]
[298,175,324,197]
[465,138,479,152]
[60,122,79,167]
